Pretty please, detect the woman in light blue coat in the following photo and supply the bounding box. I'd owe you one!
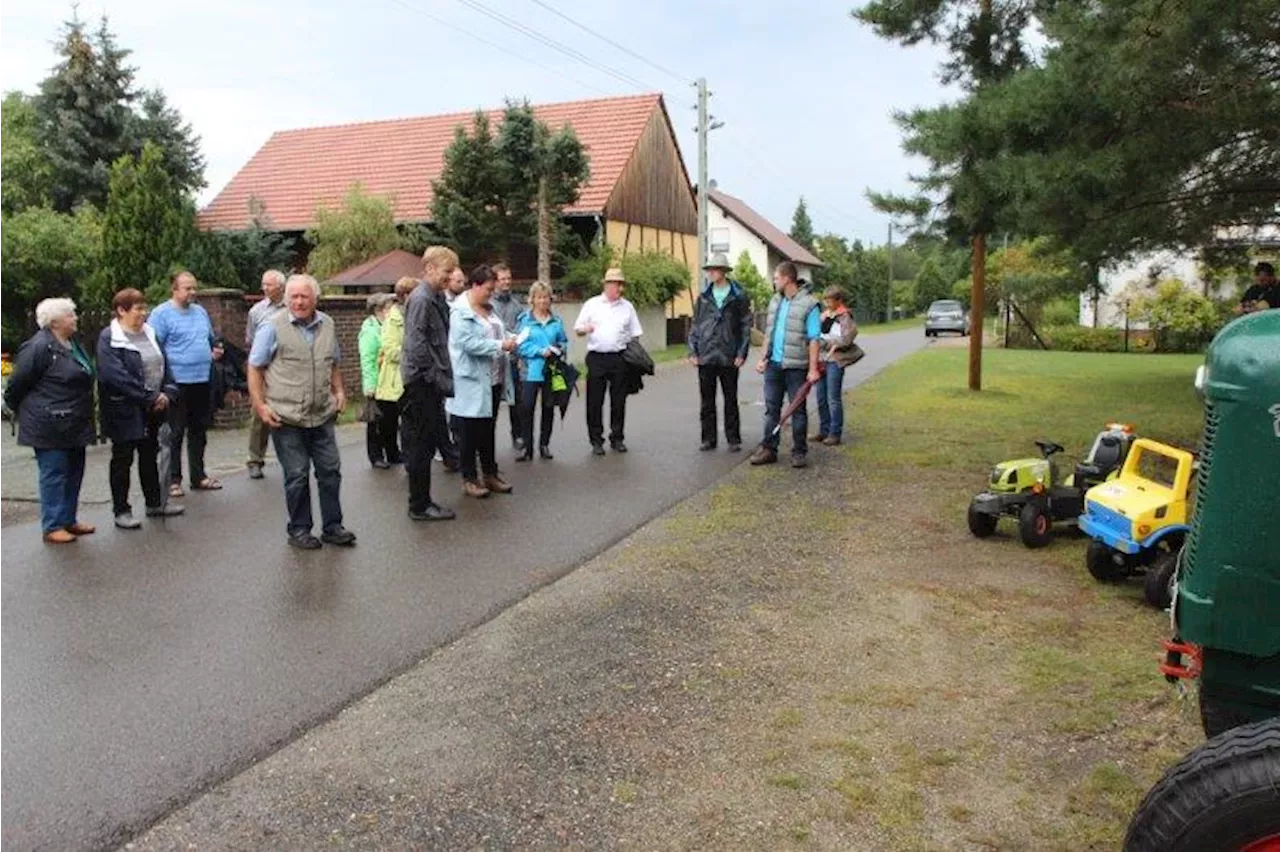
[514,281,569,461]
[447,265,517,498]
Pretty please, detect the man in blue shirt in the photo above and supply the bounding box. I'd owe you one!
[149,270,224,494]
[750,262,822,468]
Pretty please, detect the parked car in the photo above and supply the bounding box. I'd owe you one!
[925,300,970,337]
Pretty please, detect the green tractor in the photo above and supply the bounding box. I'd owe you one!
[967,423,1136,547]
[1124,310,1280,851]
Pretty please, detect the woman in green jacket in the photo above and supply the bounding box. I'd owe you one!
[359,293,397,468]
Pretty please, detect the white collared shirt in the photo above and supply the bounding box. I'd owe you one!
[575,295,643,353]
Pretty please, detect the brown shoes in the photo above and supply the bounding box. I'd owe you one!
[749,446,778,466]
[462,480,491,499]
[43,529,77,544]
[65,523,96,535]
[483,474,513,494]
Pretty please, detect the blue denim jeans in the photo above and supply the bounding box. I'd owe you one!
[270,421,343,537]
[815,361,846,438]
[35,447,86,533]
[761,362,809,456]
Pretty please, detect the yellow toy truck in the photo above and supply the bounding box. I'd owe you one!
[1077,438,1196,608]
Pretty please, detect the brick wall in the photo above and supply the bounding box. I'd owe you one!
[191,289,370,428]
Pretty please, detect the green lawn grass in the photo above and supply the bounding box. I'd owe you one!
[859,316,925,335]
[851,348,1204,477]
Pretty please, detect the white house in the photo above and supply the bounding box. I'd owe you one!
[1079,225,1280,327]
[706,187,824,284]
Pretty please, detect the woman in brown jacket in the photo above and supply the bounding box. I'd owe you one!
[813,287,861,446]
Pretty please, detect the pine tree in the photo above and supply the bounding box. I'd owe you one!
[129,89,206,196]
[431,111,505,264]
[789,197,815,251]
[98,142,194,309]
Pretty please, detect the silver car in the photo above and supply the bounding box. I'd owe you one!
[925,300,970,337]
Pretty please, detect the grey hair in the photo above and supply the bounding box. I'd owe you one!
[262,269,287,287]
[366,292,394,313]
[35,297,77,329]
[285,274,321,297]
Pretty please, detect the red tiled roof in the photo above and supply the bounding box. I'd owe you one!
[328,249,423,285]
[199,93,663,232]
[708,188,824,268]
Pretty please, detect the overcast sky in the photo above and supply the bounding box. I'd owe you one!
[1,0,954,245]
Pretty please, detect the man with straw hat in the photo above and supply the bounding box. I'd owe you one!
[574,266,643,456]
[687,253,752,452]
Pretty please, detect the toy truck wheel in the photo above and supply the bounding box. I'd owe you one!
[967,503,998,538]
[1018,502,1052,548]
[1123,718,1280,852]
[1086,540,1128,582]
[1143,552,1178,609]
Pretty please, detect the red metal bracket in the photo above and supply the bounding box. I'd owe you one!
[1160,638,1203,681]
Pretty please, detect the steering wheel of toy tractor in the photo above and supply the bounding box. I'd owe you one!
[1034,440,1065,458]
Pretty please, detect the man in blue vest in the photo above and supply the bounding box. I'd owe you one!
[750,261,821,468]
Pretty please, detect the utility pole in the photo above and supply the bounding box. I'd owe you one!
[693,78,723,295]
[886,222,894,322]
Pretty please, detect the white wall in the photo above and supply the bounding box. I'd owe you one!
[551,300,669,358]
[1080,248,1248,327]
[708,200,769,281]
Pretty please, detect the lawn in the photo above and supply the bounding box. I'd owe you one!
[858,316,925,335]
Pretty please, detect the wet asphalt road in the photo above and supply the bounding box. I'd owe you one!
[1,329,926,851]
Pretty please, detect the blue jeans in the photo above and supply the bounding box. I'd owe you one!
[35,447,87,533]
[761,362,809,456]
[815,361,846,438]
[270,421,343,537]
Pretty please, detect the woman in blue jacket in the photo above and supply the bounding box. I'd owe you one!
[514,281,569,461]
[97,289,185,529]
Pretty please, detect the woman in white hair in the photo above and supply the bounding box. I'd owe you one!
[2,298,97,543]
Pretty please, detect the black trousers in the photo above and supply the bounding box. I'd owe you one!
[507,372,523,444]
[487,385,503,470]
[521,379,556,449]
[585,350,628,445]
[109,414,163,514]
[458,408,499,483]
[401,380,445,512]
[169,382,211,485]
[365,399,402,464]
[698,364,741,446]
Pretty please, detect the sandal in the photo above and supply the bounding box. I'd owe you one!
[192,477,223,491]
[170,483,186,498]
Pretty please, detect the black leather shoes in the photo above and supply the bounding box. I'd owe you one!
[409,504,456,521]
[610,441,628,453]
[288,532,322,550]
[321,527,357,546]
[539,445,554,460]
[515,449,533,462]
[591,443,606,456]
[699,441,716,451]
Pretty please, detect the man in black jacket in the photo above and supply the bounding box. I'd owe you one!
[400,246,459,522]
[687,253,752,452]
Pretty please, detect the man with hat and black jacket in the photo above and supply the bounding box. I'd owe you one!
[687,253,752,452]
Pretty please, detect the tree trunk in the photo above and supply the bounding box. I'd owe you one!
[969,231,986,391]
[537,176,551,284]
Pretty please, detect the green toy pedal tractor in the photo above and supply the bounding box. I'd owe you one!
[1123,310,1280,852]
[1078,438,1195,609]
[967,423,1137,548]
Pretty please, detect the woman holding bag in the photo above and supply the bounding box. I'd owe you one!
[813,287,862,447]
[514,282,568,461]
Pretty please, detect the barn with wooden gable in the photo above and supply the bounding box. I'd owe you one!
[199,93,699,292]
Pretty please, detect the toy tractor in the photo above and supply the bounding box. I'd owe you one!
[1122,310,1280,851]
[1078,438,1195,609]
[967,423,1136,548]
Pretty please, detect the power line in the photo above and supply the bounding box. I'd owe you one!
[525,0,691,85]
[450,0,660,94]
[387,0,611,97]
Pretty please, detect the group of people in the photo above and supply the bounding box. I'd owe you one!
[5,246,863,549]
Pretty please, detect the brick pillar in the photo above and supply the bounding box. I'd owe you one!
[195,288,254,429]
[319,296,369,400]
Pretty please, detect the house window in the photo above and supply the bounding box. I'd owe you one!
[710,227,729,254]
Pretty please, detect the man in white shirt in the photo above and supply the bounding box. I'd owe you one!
[575,267,643,455]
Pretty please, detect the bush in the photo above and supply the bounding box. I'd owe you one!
[559,244,691,307]
[1029,325,1156,353]
[1126,280,1224,353]
[1041,296,1080,327]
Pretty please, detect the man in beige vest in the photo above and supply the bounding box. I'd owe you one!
[247,275,357,549]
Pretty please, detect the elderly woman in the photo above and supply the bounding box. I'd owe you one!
[3,298,97,543]
[97,288,186,529]
[359,292,397,469]
[447,265,516,499]
[515,281,569,461]
[373,277,417,465]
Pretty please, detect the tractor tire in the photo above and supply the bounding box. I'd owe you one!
[1087,540,1128,582]
[1123,717,1280,852]
[967,504,998,538]
[1200,689,1260,739]
[1144,551,1178,609]
[1018,502,1052,548]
